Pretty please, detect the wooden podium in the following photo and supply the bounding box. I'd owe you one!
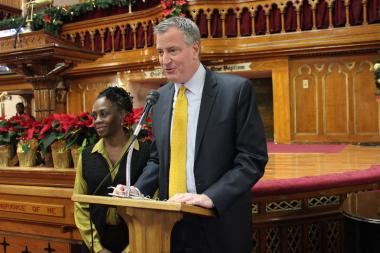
[0,31,101,119]
[72,194,214,253]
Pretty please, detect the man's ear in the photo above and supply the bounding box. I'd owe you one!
[192,42,200,58]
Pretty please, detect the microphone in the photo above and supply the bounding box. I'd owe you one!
[132,90,160,137]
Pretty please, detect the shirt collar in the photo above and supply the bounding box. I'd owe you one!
[91,135,140,155]
[174,64,206,96]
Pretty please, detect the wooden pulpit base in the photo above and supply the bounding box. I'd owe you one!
[72,194,213,253]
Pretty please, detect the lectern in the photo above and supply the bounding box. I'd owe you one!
[0,31,101,120]
[72,194,214,253]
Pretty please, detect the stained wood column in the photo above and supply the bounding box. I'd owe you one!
[28,77,63,120]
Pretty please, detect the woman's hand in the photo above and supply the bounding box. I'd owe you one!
[112,184,141,197]
[98,248,112,253]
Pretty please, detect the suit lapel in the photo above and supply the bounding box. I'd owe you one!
[195,70,218,164]
[160,84,175,181]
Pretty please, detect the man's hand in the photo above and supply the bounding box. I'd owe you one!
[168,193,214,208]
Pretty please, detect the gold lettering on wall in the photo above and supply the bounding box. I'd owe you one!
[0,200,64,217]
[209,62,252,72]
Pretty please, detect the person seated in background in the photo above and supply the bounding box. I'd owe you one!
[16,102,26,116]
[15,102,35,119]
[73,87,150,253]
[15,102,26,116]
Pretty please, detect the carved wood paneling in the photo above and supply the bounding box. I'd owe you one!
[353,61,379,135]
[323,63,349,135]
[67,71,165,114]
[66,74,117,114]
[290,53,380,142]
[293,64,318,135]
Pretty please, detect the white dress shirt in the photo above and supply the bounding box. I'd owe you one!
[172,64,206,193]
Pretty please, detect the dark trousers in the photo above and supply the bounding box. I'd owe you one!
[81,223,129,253]
[171,216,211,253]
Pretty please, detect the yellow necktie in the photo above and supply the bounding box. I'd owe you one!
[169,86,188,197]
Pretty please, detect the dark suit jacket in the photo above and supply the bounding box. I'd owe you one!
[135,68,268,253]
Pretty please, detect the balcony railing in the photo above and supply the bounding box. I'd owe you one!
[61,0,380,54]
[0,2,22,21]
[0,1,21,10]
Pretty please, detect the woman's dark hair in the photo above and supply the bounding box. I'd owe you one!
[97,86,133,113]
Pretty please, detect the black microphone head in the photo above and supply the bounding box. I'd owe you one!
[146,90,160,105]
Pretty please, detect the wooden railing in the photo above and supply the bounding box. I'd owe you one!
[61,0,380,54]
[0,3,22,21]
[0,1,21,10]
[61,5,162,53]
[188,0,379,37]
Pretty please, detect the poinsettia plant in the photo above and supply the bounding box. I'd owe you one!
[37,112,98,154]
[0,116,16,146]
[37,114,77,152]
[125,107,153,142]
[161,0,188,18]
[65,112,98,152]
[8,114,41,152]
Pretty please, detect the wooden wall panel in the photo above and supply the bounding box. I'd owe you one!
[66,73,162,114]
[1,233,76,253]
[323,64,349,135]
[252,58,291,143]
[292,65,318,134]
[66,74,117,114]
[290,54,380,142]
[353,61,380,135]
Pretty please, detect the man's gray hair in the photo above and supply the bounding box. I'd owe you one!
[154,17,200,45]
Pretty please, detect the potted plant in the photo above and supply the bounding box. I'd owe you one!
[8,114,41,167]
[0,116,16,167]
[129,107,153,143]
[65,112,98,169]
[38,114,75,169]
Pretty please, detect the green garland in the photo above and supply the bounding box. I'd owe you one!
[0,0,134,36]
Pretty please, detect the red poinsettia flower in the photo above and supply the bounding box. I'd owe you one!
[130,107,153,142]
[132,107,143,124]
[0,116,8,132]
[38,113,97,151]
[43,14,52,24]
[161,0,188,18]
[161,0,172,9]
[9,114,41,141]
[176,0,188,6]
[123,111,134,127]
[163,8,175,17]
[77,112,94,128]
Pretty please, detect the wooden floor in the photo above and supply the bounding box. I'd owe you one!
[264,144,380,180]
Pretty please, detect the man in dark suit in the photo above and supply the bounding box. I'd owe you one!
[115,17,268,253]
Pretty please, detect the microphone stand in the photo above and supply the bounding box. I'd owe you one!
[13,12,28,49]
[125,137,137,197]
[125,103,151,197]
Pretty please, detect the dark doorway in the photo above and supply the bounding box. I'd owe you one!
[251,78,274,140]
